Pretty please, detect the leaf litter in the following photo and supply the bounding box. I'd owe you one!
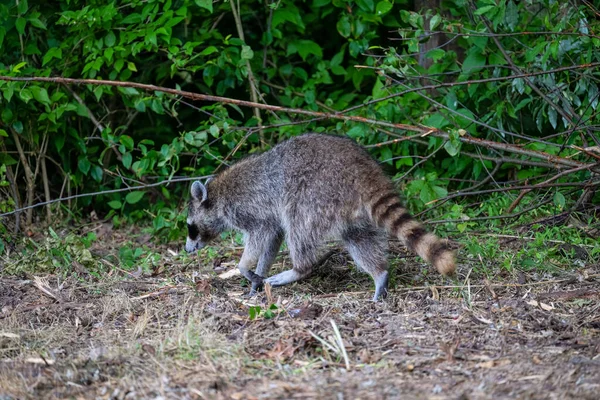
[0,234,599,399]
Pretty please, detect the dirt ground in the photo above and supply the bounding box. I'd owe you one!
[1,237,599,400]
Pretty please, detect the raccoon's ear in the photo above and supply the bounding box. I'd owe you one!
[191,181,208,203]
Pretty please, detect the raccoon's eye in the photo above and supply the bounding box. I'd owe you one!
[187,223,199,240]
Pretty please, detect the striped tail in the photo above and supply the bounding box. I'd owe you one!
[370,192,456,275]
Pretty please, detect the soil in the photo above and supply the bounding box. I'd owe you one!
[1,237,599,399]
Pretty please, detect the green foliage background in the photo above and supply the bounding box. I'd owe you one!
[0,0,599,242]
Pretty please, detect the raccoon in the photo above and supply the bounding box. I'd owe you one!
[185,134,455,301]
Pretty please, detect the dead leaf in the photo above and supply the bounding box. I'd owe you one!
[440,338,461,362]
[430,286,440,301]
[142,344,156,356]
[358,348,371,364]
[478,358,511,368]
[288,302,323,319]
[0,332,20,339]
[265,339,296,361]
[265,282,273,305]
[195,279,211,295]
[526,299,554,311]
[218,268,241,279]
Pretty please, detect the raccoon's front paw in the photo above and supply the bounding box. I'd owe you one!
[246,271,264,294]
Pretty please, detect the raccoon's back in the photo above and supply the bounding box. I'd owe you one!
[272,134,393,203]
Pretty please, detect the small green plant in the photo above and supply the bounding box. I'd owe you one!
[248,304,279,320]
[118,245,160,273]
[3,227,100,276]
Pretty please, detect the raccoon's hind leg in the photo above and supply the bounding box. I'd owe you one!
[342,223,389,301]
[264,238,319,288]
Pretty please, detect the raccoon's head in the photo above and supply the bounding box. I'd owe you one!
[185,180,223,253]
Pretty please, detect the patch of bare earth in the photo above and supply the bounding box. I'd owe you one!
[1,241,599,399]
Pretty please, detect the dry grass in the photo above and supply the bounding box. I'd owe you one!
[1,236,599,399]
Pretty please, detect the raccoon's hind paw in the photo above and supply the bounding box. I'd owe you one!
[264,269,303,287]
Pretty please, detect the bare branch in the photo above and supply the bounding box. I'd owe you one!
[0,75,595,171]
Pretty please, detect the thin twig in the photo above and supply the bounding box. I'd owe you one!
[0,175,211,218]
[230,0,264,145]
[9,126,35,226]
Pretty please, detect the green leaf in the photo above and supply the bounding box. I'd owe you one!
[462,49,486,73]
[12,61,27,73]
[17,0,28,14]
[0,153,18,166]
[347,125,366,139]
[42,47,62,66]
[288,40,322,61]
[184,131,207,147]
[108,200,122,209]
[199,46,218,56]
[356,0,375,12]
[78,157,91,175]
[248,306,261,320]
[336,15,351,38]
[29,18,46,30]
[120,135,134,151]
[372,78,386,99]
[426,48,445,62]
[430,14,441,30]
[105,31,116,47]
[195,0,213,13]
[118,87,140,96]
[30,86,51,105]
[474,5,496,15]
[90,165,103,182]
[125,191,145,204]
[548,107,558,129]
[1,108,13,123]
[376,1,393,16]
[272,7,304,29]
[0,129,7,137]
[122,152,132,169]
[150,99,165,114]
[127,62,137,72]
[121,13,142,24]
[331,50,344,67]
[104,47,114,62]
[12,121,23,134]
[55,133,65,152]
[16,17,26,35]
[444,139,461,156]
[241,45,254,60]
[553,192,565,209]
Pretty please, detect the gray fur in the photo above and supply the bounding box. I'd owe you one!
[185,134,456,300]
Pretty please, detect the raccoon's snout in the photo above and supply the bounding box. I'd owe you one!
[185,237,204,253]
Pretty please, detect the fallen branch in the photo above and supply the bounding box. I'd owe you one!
[0,76,594,171]
[537,288,600,301]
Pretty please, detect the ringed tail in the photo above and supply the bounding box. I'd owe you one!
[370,192,456,275]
